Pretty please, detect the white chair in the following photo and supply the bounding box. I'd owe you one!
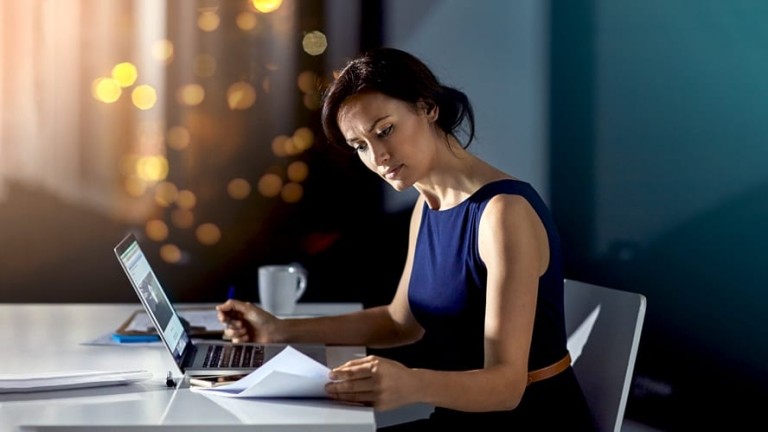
[564,278,647,432]
[375,279,647,430]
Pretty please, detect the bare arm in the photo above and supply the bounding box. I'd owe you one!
[218,198,426,349]
[327,194,549,412]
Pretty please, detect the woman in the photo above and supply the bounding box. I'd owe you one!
[217,47,596,430]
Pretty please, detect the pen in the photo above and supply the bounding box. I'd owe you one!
[227,285,236,300]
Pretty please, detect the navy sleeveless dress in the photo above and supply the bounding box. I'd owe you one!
[404,179,596,430]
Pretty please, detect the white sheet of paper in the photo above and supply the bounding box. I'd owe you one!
[0,370,153,393]
[190,345,331,398]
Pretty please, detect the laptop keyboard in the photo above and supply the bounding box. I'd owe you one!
[203,344,264,368]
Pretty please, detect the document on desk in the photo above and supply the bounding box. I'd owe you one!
[0,370,153,393]
[190,345,331,398]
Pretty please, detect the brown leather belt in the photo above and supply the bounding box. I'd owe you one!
[527,352,572,386]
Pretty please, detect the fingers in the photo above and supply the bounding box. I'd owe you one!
[329,356,377,380]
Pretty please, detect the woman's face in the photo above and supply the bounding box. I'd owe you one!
[337,91,438,191]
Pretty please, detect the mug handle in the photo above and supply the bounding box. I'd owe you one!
[293,264,308,300]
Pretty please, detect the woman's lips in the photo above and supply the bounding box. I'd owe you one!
[384,164,403,180]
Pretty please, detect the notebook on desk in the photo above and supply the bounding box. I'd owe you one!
[113,233,327,377]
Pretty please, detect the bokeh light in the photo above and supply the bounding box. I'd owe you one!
[152,39,174,63]
[251,0,282,13]
[297,70,318,94]
[136,155,169,182]
[271,135,289,157]
[196,223,222,245]
[166,126,191,150]
[258,173,283,197]
[227,81,257,110]
[112,62,138,87]
[227,178,252,200]
[302,31,327,56]
[177,84,205,106]
[198,10,220,32]
[92,77,122,103]
[287,161,309,182]
[124,176,146,197]
[236,12,259,31]
[132,84,157,110]
[145,219,169,241]
[159,244,183,264]
[171,209,195,229]
[153,181,179,207]
[292,127,314,151]
[281,182,303,203]
[176,189,197,210]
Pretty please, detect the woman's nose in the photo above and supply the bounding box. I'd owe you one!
[372,144,390,166]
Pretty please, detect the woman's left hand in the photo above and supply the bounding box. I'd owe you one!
[325,355,415,411]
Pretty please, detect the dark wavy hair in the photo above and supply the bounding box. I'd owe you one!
[321,47,475,151]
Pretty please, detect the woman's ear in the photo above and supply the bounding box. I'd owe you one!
[418,99,439,122]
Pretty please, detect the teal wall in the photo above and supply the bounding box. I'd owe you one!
[551,1,768,428]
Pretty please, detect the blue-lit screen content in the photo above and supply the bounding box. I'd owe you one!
[120,241,189,361]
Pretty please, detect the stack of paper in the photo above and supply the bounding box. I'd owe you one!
[0,370,153,393]
[190,346,330,398]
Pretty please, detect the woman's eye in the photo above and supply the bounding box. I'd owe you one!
[377,125,393,138]
[353,142,368,152]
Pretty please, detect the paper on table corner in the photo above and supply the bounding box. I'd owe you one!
[190,345,331,398]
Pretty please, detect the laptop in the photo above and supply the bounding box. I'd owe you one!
[113,232,327,377]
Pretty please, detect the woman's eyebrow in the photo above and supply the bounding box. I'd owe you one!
[366,115,389,134]
[345,115,390,144]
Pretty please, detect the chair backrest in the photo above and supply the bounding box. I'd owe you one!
[564,279,647,432]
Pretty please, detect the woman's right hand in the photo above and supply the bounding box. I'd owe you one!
[215,299,281,343]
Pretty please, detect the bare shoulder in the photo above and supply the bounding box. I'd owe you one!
[482,193,539,227]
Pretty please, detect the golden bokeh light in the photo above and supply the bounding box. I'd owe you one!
[271,135,289,157]
[283,137,302,156]
[176,189,197,210]
[302,31,327,56]
[166,126,191,150]
[303,92,321,111]
[124,176,146,197]
[258,173,283,197]
[154,181,179,207]
[152,39,174,63]
[236,12,259,31]
[177,84,205,106]
[193,53,217,78]
[196,223,222,245]
[145,219,169,241]
[227,81,257,110]
[92,77,122,103]
[281,182,303,203]
[159,243,183,264]
[297,70,318,94]
[198,10,220,32]
[287,161,309,182]
[292,127,314,150]
[136,155,169,182]
[227,178,252,200]
[171,209,195,229]
[250,0,282,13]
[112,62,138,87]
[132,84,157,110]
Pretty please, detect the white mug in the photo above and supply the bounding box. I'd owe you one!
[258,264,307,315]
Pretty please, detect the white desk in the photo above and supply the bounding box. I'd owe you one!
[0,303,375,431]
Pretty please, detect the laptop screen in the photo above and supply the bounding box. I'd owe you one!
[115,234,191,364]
